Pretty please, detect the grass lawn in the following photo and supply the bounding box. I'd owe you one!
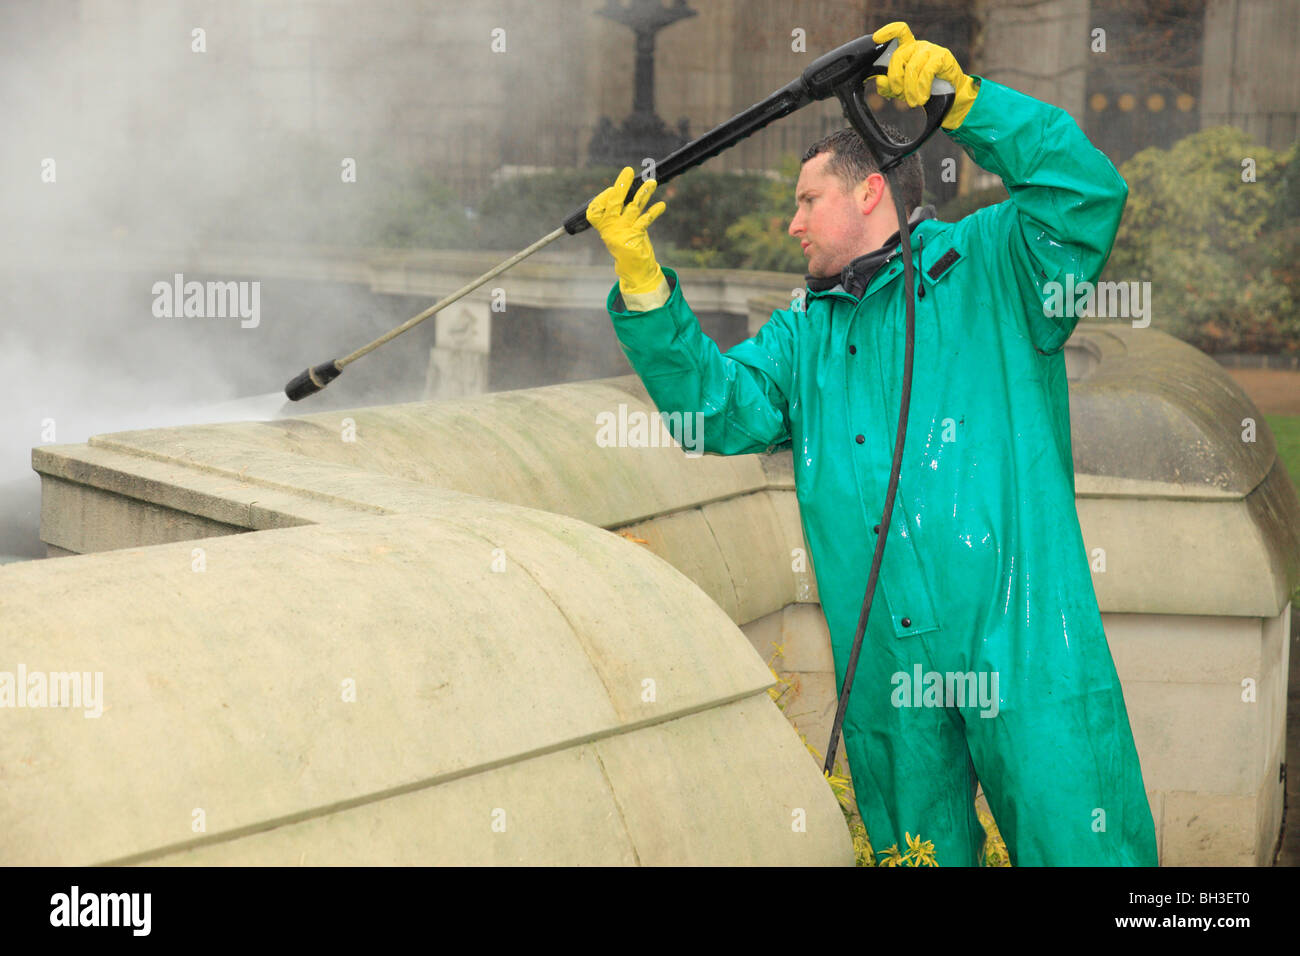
[1265,415,1300,606]
[1268,415,1300,488]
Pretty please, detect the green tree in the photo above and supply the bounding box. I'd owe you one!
[1106,127,1298,353]
[718,155,805,273]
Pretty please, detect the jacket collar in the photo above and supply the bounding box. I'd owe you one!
[805,204,937,300]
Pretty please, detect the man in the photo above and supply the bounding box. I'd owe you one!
[588,22,1158,867]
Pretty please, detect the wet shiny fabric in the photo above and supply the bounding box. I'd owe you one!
[604,77,1158,866]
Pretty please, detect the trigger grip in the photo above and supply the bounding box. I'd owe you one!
[873,38,898,68]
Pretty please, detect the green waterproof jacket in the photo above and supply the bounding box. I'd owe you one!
[604,77,1156,865]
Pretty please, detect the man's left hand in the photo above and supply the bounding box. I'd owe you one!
[872,21,979,131]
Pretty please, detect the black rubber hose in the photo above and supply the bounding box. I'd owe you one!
[823,171,917,776]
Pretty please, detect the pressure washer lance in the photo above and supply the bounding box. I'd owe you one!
[283,32,950,401]
[284,230,566,399]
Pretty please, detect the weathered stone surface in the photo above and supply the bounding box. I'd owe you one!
[701,492,795,624]
[44,379,770,535]
[1123,681,1261,794]
[0,507,850,866]
[1161,792,1257,866]
[616,508,741,622]
[1104,613,1263,684]
[768,489,818,603]
[1070,325,1273,492]
[158,744,643,866]
[154,697,851,866]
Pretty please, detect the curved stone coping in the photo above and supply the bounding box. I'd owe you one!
[1078,461,1299,617]
[1064,325,1300,614]
[36,434,816,627]
[148,694,842,866]
[30,329,1298,619]
[1069,323,1277,496]
[63,378,769,531]
[1075,461,1299,616]
[0,500,849,865]
[615,489,818,623]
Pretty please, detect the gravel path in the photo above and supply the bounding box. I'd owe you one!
[1224,368,1300,416]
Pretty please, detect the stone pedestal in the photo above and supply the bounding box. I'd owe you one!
[426,300,490,400]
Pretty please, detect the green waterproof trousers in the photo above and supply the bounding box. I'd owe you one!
[605,76,1158,866]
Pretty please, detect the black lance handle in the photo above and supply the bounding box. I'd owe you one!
[561,33,927,235]
[562,35,954,234]
[561,75,810,236]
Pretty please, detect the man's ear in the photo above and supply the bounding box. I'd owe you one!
[858,172,887,216]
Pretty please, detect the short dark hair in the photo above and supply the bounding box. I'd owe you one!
[800,126,924,218]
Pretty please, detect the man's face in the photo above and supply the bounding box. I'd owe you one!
[788,152,877,278]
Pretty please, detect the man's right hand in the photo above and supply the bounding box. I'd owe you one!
[587,166,668,296]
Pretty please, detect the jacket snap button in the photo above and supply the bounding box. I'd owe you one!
[849,344,857,354]
[872,524,880,534]
[855,434,865,444]
[901,617,912,628]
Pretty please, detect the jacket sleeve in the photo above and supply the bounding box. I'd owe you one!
[606,267,795,456]
[946,77,1129,354]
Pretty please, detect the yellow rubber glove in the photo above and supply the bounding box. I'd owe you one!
[872,21,979,131]
[587,166,669,305]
